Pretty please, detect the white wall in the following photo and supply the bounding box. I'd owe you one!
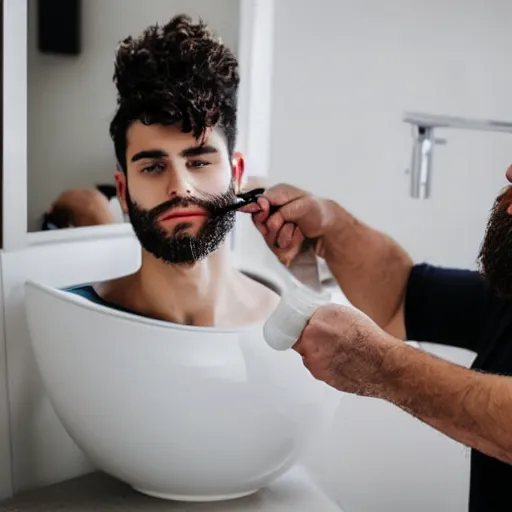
[265,1,512,509]
[268,0,512,270]
[27,0,239,232]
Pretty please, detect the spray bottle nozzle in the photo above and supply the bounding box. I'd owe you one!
[263,285,331,351]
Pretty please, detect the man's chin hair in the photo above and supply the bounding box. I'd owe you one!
[126,185,237,265]
[155,231,230,265]
[128,206,235,265]
[130,218,233,264]
[477,186,512,299]
[478,262,512,299]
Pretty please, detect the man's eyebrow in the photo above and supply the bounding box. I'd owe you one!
[131,149,169,163]
[180,145,218,157]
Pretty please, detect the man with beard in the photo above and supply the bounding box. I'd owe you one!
[241,175,512,512]
[69,15,279,327]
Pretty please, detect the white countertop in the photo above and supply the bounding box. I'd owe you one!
[0,466,343,512]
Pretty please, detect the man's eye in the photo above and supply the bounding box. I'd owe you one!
[141,163,165,174]
[187,160,210,169]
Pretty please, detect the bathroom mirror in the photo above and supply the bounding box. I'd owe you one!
[26,0,241,233]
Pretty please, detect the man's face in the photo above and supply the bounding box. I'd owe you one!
[115,122,243,264]
[478,166,512,297]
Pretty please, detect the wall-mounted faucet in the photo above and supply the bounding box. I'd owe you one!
[403,112,512,199]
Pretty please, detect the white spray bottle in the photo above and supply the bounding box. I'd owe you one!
[263,284,331,351]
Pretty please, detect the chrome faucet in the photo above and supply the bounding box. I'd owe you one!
[403,112,512,199]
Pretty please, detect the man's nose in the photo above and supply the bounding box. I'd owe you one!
[506,165,512,183]
[166,168,192,197]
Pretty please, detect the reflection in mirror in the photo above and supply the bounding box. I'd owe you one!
[27,0,239,232]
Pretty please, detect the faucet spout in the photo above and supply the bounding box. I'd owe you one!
[403,111,512,199]
[410,126,434,199]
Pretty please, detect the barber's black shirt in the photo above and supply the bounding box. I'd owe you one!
[405,263,512,512]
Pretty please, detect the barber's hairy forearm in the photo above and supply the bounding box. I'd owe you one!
[321,202,413,332]
[381,342,512,465]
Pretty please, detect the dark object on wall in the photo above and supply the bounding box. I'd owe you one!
[96,184,117,200]
[37,0,81,55]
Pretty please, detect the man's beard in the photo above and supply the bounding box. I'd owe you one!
[126,184,237,265]
[478,185,512,298]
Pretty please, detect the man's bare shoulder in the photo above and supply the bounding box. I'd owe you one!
[94,275,135,307]
[93,270,280,326]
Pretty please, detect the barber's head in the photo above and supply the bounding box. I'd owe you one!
[478,165,512,296]
[109,15,243,265]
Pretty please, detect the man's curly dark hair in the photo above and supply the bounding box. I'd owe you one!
[109,14,239,172]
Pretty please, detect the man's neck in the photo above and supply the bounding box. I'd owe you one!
[97,234,280,327]
[127,241,239,325]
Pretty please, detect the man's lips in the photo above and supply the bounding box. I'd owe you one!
[159,209,208,222]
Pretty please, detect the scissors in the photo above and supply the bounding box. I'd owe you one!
[217,188,279,215]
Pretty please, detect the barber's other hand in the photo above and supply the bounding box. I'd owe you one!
[239,183,341,266]
[293,303,399,397]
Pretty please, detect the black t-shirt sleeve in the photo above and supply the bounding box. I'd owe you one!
[404,263,498,353]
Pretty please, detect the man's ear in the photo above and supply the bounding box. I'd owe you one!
[114,171,128,213]
[231,152,245,193]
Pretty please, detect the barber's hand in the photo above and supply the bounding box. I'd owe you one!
[239,183,341,266]
[293,303,399,397]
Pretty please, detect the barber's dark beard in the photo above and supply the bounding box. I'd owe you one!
[478,185,512,298]
[126,184,236,265]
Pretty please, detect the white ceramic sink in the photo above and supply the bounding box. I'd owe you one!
[23,278,334,502]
